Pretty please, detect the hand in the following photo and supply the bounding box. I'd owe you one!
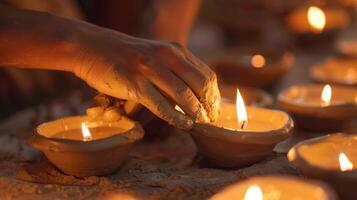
[73,28,220,130]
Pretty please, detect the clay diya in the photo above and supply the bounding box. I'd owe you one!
[288,133,357,200]
[29,107,144,177]
[310,57,357,86]
[219,85,273,107]
[286,6,350,34]
[278,84,357,132]
[206,49,294,89]
[210,175,338,200]
[336,28,357,57]
[190,89,293,168]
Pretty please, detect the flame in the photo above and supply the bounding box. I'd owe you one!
[236,88,248,129]
[81,122,93,141]
[251,54,265,68]
[339,153,353,171]
[307,6,326,32]
[244,185,263,200]
[321,84,331,106]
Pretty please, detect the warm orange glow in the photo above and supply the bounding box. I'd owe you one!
[236,88,248,129]
[81,122,93,141]
[307,6,326,32]
[321,84,331,106]
[251,54,265,68]
[339,153,353,171]
[244,185,263,200]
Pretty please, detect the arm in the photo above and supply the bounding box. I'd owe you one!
[0,6,220,129]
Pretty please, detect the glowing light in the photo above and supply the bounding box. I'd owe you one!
[175,105,185,114]
[81,122,93,141]
[339,153,353,171]
[236,88,248,129]
[307,6,326,32]
[244,185,263,200]
[321,84,331,106]
[251,54,266,68]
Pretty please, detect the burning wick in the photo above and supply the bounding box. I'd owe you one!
[339,152,353,171]
[251,54,265,68]
[321,84,331,106]
[81,122,93,141]
[307,6,326,33]
[236,88,248,129]
[244,185,263,200]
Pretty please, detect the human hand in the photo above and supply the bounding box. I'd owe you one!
[73,28,220,130]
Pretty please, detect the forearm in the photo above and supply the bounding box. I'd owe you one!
[140,0,201,45]
[0,5,85,72]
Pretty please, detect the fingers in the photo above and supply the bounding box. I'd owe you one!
[159,43,221,122]
[136,78,193,130]
[137,61,207,122]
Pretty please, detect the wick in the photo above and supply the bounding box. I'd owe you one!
[240,120,246,129]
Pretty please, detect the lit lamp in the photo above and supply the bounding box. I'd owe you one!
[210,175,338,200]
[190,89,293,168]
[29,107,144,177]
[288,133,357,200]
[278,83,357,131]
[206,49,294,89]
[286,6,350,34]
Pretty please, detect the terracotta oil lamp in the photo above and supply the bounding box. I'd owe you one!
[286,6,350,34]
[190,88,293,168]
[29,107,144,177]
[206,49,294,89]
[219,85,273,107]
[288,133,357,200]
[336,28,357,57]
[310,57,357,86]
[278,84,357,132]
[210,175,338,200]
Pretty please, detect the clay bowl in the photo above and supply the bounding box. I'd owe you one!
[210,175,338,200]
[190,103,293,168]
[29,116,144,177]
[285,6,350,46]
[278,84,357,132]
[310,57,357,87]
[288,133,357,200]
[219,85,273,107]
[207,49,294,89]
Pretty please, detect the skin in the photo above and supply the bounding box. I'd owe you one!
[0,5,220,130]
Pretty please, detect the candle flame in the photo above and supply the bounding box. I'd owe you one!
[244,185,263,200]
[307,6,326,32]
[81,122,93,141]
[321,84,331,106]
[251,54,265,68]
[236,88,248,129]
[339,152,353,171]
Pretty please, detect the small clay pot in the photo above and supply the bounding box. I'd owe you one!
[207,49,294,89]
[219,85,273,107]
[278,84,357,132]
[190,103,293,168]
[310,57,357,86]
[29,116,144,177]
[288,133,357,200]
